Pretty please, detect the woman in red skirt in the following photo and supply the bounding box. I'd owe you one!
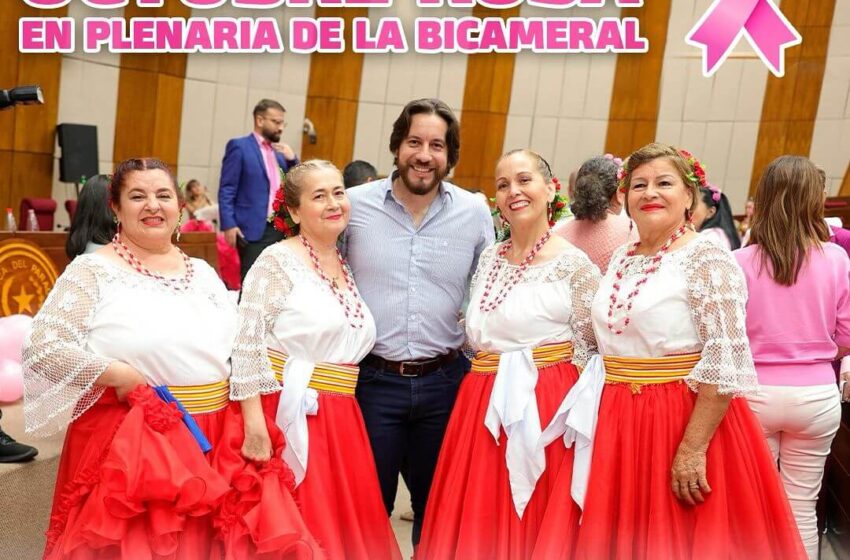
[227,160,401,560]
[534,143,806,559]
[417,149,600,560]
[23,158,317,559]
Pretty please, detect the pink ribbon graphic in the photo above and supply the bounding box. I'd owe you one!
[686,0,801,77]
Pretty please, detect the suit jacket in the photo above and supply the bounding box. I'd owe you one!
[218,133,299,242]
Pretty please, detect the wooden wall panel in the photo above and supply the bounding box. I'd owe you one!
[452,6,520,196]
[749,0,837,195]
[840,163,850,196]
[0,2,66,219]
[300,8,366,169]
[604,0,672,158]
[112,2,191,173]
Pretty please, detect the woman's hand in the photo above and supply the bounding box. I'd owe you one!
[671,442,711,505]
[240,396,272,462]
[97,362,147,401]
[840,369,850,403]
[242,420,272,462]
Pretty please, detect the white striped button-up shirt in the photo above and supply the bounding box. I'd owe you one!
[343,177,495,361]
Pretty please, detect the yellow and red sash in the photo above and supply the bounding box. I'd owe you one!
[267,348,359,396]
[603,352,701,394]
[165,379,230,414]
[471,341,574,375]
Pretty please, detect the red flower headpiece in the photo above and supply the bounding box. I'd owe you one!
[269,180,297,237]
[677,149,721,202]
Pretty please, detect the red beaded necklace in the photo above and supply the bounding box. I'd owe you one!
[299,234,365,329]
[479,229,551,313]
[606,224,687,334]
[111,232,194,292]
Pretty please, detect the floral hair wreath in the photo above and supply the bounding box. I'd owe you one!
[616,149,721,202]
[268,167,298,238]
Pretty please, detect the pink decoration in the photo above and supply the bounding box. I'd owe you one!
[0,314,33,364]
[180,218,214,233]
[686,0,801,77]
[0,359,24,403]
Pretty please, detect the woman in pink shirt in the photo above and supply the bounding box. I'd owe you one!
[735,155,850,559]
[554,155,635,273]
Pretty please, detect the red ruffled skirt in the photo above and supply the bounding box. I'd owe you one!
[261,391,401,560]
[210,402,324,560]
[533,381,807,560]
[44,386,230,560]
[418,361,581,560]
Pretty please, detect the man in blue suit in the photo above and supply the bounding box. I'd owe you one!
[219,99,299,281]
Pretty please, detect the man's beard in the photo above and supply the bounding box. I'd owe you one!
[396,160,447,196]
[262,129,281,143]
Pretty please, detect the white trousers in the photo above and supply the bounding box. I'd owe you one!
[748,384,841,560]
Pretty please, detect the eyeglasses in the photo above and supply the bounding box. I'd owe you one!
[263,116,287,127]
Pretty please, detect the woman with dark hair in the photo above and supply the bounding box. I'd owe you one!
[24,158,318,559]
[692,186,741,250]
[554,155,635,273]
[419,149,599,560]
[65,174,116,259]
[736,155,850,559]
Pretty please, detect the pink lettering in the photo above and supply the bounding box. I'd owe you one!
[19,18,73,52]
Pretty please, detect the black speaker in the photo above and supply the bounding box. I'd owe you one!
[57,123,98,183]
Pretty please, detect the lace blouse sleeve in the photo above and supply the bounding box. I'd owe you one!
[22,257,112,436]
[568,254,601,369]
[229,249,292,400]
[684,240,758,396]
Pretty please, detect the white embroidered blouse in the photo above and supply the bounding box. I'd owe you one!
[22,253,237,436]
[228,243,376,401]
[593,235,758,395]
[463,240,601,518]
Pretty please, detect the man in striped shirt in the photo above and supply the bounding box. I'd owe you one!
[344,98,495,547]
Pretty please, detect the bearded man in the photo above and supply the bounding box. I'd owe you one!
[219,98,299,280]
[343,98,495,548]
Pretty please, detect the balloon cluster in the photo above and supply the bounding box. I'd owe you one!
[0,315,31,403]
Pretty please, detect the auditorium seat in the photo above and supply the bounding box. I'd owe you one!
[19,198,57,232]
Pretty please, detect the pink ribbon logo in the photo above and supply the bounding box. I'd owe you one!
[686,0,801,78]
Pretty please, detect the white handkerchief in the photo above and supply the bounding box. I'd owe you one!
[274,356,319,487]
[484,348,544,518]
[539,354,605,510]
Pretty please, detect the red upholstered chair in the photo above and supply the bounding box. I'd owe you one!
[19,198,57,231]
[65,199,78,223]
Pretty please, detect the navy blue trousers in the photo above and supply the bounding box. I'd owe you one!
[356,354,469,545]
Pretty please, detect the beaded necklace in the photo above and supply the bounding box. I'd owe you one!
[606,224,687,334]
[111,233,194,292]
[299,234,365,329]
[479,229,551,313]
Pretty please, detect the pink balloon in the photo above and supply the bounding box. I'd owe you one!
[0,314,33,364]
[0,359,24,403]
